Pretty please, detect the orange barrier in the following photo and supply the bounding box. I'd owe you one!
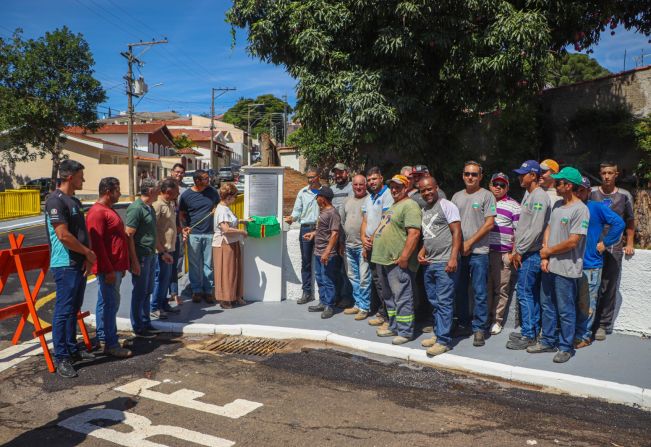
[0,233,92,373]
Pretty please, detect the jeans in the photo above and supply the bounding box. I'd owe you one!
[576,268,602,342]
[594,250,623,332]
[169,235,181,296]
[151,254,173,312]
[345,246,372,312]
[376,264,415,338]
[187,233,214,294]
[424,262,457,347]
[96,271,123,348]
[52,266,87,362]
[455,253,489,332]
[515,251,541,339]
[314,254,341,307]
[130,254,156,333]
[299,224,316,293]
[540,272,578,353]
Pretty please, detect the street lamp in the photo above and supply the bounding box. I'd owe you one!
[247,103,264,166]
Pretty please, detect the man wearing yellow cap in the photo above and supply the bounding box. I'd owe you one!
[371,174,422,345]
[539,159,563,206]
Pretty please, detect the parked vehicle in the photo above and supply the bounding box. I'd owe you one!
[23,177,55,200]
[236,176,245,194]
[218,167,236,182]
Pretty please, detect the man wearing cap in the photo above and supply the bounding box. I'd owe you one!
[590,161,635,341]
[575,176,624,348]
[507,160,551,350]
[331,163,354,214]
[371,174,422,345]
[527,167,589,363]
[451,161,496,347]
[302,186,342,319]
[285,168,322,304]
[487,173,520,336]
[361,167,394,327]
[539,159,563,206]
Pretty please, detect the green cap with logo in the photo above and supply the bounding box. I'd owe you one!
[551,166,583,186]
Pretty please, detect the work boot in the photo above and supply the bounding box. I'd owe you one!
[144,326,163,335]
[376,327,397,337]
[421,325,434,333]
[203,293,216,304]
[509,331,525,341]
[105,345,133,358]
[297,292,314,305]
[308,303,325,312]
[594,327,607,341]
[526,342,557,354]
[321,306,334,319]
[354,311,369,321]
[392,336,411,345]
[134,330,156,339]
[343,307,359,315]
[473,331,485,347]
[426,343,450,357]
[71,350,96,363]
[56,359,77,378]
[573,338,591,349]
[506,336,536,350]
[191,293,202,303]
[368,316,385,326]
[553,351,572,363]
[421,336,438,348]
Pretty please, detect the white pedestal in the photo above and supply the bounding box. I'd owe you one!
[241,166,284,302]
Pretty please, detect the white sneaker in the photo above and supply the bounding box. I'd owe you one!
[490,323,502,335]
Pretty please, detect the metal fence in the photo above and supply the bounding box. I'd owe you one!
[232,194,245,225]
[0,190,41,220]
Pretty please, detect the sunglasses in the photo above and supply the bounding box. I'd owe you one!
[463,172,479,178]
[492,182,507,188]
[307,176,317,180]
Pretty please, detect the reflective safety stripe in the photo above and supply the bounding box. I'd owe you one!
[387,310,397,317]
[395,315,415,323]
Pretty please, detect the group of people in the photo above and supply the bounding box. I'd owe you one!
[288,159,634,363]
[45,160,245,378]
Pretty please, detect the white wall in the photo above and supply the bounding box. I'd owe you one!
[615,249,651,336]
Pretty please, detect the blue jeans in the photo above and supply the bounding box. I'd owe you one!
[515,251,541,339]
[299,225,316,293]
[345,246,372,312]
[540,272,578,353]
[576,268,602,342]
[130,254,156,333]
[187,233,214,294]
[424,262,457,347]
[169,235,181,296]
[151,254,173,312]
[96,271,123,348]
[314,254,341,307]
[51,266,87,362]
[455,253,489,332]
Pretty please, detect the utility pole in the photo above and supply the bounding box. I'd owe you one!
[121,39,167,200]
[210,87,236,171]
[246,103,264,165]
[282,94,288,146]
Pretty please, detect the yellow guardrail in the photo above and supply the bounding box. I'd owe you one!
[232,194,244,221]
[0,189,41,220]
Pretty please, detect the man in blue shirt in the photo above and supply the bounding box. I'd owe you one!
[285,168,322,304]
[575,176,625,348]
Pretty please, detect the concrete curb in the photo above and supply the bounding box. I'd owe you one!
[105,316,650,411]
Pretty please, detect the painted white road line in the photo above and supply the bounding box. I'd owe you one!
[0,336,53,374]
[115,378,263,419]
[59,408,234,447]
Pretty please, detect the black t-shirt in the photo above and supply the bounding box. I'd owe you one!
[179,187,220,234]
[45,190,89,267]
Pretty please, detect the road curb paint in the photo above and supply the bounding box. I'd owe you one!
[103,316,651,411]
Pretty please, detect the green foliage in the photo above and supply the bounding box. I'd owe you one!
[222,94,292,142]
[0,27,106,168]
[546,53,611,87]
[286,126,357,168]
[172,133,196,150]
[633,116,651,180]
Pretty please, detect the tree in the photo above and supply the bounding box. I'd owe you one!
[0,27,106,187]
[226,1,651,173]
[222,94,292,143]
[546,53,611,87]
[172,133,196,151]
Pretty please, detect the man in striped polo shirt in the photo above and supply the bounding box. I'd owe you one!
[487,173,520,335]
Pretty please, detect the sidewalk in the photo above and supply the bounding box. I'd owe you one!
[81,273,651,409]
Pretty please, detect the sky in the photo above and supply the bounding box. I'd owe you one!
[0,1,649,118]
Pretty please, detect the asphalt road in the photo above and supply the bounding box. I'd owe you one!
[0,335,649,446]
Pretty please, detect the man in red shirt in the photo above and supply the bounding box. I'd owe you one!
[86,177,132,358]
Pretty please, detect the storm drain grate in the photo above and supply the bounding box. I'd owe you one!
[203,336,289,357]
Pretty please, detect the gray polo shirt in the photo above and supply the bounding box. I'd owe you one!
[332,181,353,215]
[451,188,496,255]
[341,195,366,248]
[547,200,590,279]
[514,187,551,255]
[422,199,460,263]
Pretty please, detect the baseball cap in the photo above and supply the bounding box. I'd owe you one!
[551,167,583,186]
[580,175,591,189]
[412,164,429,174]
[513,160,541,175]
[540,159,560,173]
[490,172,509,185]
[315,186,334,200]
[332,163,347,171]
[386,174,410,187]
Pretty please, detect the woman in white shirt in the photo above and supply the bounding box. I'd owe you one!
[212,183,247,308]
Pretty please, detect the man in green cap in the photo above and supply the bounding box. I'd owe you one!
[527,166,589,364]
